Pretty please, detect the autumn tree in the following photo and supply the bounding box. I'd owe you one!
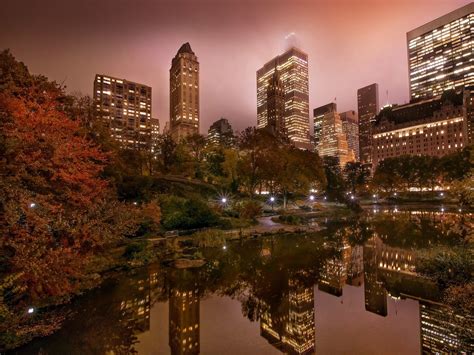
[0,51,146,348]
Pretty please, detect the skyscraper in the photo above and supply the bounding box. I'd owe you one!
[315,102,355,168]
[407,3,474,100]
[266,68,286,136]
[170,42,200,141]
[357,83,379,165]
[257,47,310,148]
[93,74,153,150]
[207,117,235,147]
[340,110,359,161]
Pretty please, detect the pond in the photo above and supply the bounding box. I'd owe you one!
[14,208,474,354]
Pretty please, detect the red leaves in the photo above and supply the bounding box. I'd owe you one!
[0,89,114,301]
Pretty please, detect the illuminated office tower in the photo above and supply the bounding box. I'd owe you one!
[420,301,474,353]
[266,69,286,136]
[363,236,387,317]
[170,42,200,142]
[169,269,200,355]
[207,117,235,147]
[315,103,355,168]
[93,74,153,150]
[357,83,379,165]
[407,3,474,100]
[257,47,310,148]
[312,106,327,152]
[340,110,359,161]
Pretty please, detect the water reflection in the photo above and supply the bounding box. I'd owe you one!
[15,211,473,354]
[168,269,200,354]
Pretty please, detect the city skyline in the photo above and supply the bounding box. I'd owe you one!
[1,0,470,133]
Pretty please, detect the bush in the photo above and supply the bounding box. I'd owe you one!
[160,195,220,230]
[278,214,302,225]
[235,200,262,220]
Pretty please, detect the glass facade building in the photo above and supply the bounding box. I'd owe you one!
[407,3,474,100]
[257,47,310,148]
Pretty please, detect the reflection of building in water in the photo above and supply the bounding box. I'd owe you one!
[363,237,387,316]
[347,245,364,287]
[378,244,416,275]
[120,271,151,333]
[260,277,315,354]
[420,300,474,354]
[169,270,200,355]
[318,241,351,296]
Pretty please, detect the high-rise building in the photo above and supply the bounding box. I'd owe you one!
[150,118,160,153]
[315,102,355,168]
[257,47,310,148]
[420,301,474,353]
[372,89,469,168]
[207,117,235,147]
[93,74,153,150]
[340,110,359,161]
[357,83,379,165]
[313,104,333,152]
[266,68,286,136]
[407,3,474,100]
[170,42,200,142]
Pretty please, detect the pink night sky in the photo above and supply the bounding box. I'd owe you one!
[1,0,470,133]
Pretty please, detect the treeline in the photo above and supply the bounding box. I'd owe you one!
[372,149,473,203]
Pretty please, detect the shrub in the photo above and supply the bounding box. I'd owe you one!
[160,195,220,230]
[236,200,262,220]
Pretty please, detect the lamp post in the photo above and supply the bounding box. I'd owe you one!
[269,196,275,211]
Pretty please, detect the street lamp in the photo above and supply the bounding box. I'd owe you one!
[221,197,227,204]
[27,307,35,314]
[29,202,36,208]
[269,196,275,211]
[309,195,315,201]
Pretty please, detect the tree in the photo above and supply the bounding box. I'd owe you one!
[323,156,346,201]
[0,52,142,346]
[272,147,326,209]
[372,157,403,193]
[344,162,369,193]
